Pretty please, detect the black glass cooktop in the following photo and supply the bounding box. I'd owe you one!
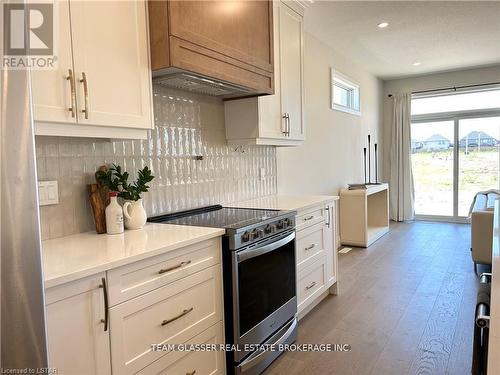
[148,205,285,230]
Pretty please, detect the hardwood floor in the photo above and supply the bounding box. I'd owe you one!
[265,221,481,375]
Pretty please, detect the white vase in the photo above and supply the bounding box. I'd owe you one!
[122,199,147,230]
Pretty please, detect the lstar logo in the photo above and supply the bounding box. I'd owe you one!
[3,3,57,69]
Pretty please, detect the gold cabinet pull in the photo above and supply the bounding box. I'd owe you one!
[98,277,109,332]
[186,371,196,375]
[305,281,317,290]
[79,72,89,119]
[282,113,288,135]
[158,260,191,275]
[161,307,194,326]
[66,69,76,117]
[286,113,291,136]
[305,244,316,251]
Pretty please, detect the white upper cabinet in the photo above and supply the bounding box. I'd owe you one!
[279,3,305,141]
[225,0,305,146]
[32,0,153,139]
[70,0,152,129]
[31,0,75,125]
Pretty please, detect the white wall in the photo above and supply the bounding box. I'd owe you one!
[277,32,384,195]
[382,65,500,180]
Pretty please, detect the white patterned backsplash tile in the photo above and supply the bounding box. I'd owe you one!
[36,85,277,240]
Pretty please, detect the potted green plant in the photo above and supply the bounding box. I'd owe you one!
[96,164,154,230]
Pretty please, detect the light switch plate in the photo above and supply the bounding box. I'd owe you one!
[38,181,59,206]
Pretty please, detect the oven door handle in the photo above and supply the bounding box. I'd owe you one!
[237,232,295,263]
[239,317,298,373]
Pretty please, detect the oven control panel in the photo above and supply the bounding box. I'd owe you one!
[240,216,295,245]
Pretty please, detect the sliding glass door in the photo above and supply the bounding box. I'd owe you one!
[411,88,500,221]
[411,116,500,221]
[411,120,454,217]
[458,117,500,216]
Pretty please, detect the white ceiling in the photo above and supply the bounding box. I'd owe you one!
[305,1,500,80]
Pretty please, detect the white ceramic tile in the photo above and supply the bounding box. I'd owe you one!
[36,85,277,239]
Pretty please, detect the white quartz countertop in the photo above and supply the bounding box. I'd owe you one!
[230,195,339,212]
[489,201,500,373]
[42,223,225,289]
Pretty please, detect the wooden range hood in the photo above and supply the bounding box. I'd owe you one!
[148,0,275,99]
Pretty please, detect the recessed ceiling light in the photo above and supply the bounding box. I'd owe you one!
[412,62,422,66]
[377,22,389,28]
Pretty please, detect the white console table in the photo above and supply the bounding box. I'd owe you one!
[339,183,389,247]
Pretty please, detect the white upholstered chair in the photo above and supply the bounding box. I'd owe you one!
[470,192,498,274]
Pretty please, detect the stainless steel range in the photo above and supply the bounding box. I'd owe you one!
[149,205,298,375]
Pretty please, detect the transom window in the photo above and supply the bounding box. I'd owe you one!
[331,70,360,115]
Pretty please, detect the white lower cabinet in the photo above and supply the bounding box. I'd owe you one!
[44,238,225,375]
[296,222,326,269]
[45,273,111,375]
[106,238,221,306]
[295,200,338,316]
[137,322,225,375]
[297,257,327,312]
[110,266,223,374]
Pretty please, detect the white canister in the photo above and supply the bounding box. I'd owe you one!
[105,192,124,234]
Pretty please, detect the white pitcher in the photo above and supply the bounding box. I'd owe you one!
[122,199,147,230]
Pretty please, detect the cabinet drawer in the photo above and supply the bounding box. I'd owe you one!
[297,257,326,311]
[109,266,222,375]
[296,222,325,270]
[107,238,220,306]
[296,206,324,231]
[137,322,224,375]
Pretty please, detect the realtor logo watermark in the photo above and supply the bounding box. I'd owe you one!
[3,2,57,69]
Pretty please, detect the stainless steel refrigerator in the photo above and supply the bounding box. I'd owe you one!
[1,64,49,367]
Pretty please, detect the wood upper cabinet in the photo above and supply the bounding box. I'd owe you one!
[148,0,274,95]
[32,0,153,139]
[224,0,305,146]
